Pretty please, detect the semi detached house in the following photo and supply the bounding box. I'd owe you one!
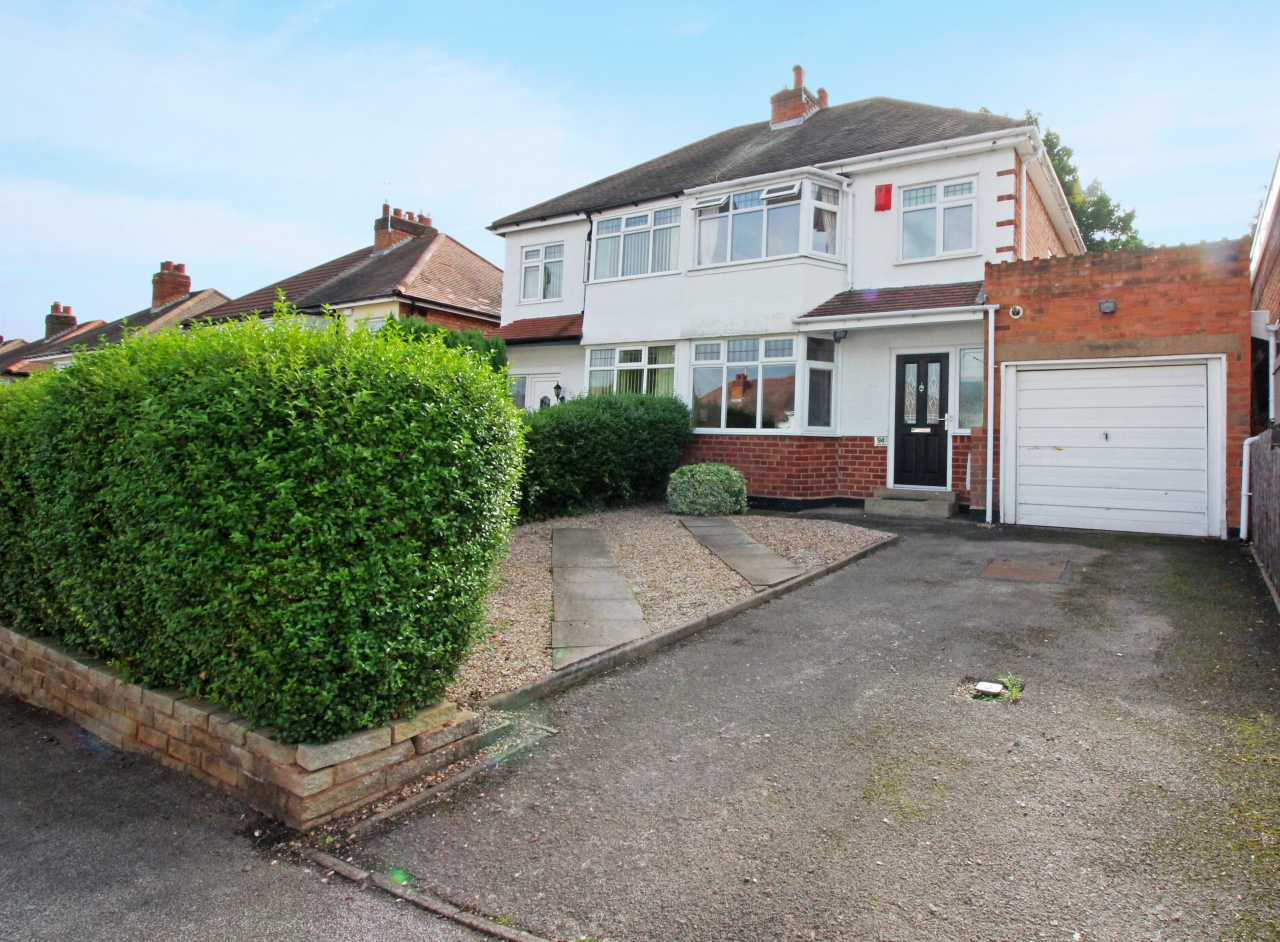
[493,68,1253,538]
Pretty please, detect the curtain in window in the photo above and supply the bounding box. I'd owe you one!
[595,236,621,279]
[698,216,728,265]
[812,208,837,255]
[522,265,540,300]
[542,260,563,299]
[622,230,651,277]
[588,371,614,396]
[766,204,800,256]
[616,369,644,395]
[646,368,675,397]
[651,225,678,272]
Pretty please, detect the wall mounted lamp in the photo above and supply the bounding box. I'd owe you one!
[553,382,564,402]
[832,329,848,343]
[1098,300,1117,314]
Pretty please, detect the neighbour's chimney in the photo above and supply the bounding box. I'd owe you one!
[46,301,77,338]
[152,260,192,310]
[374,200,438,252]
[770,64,826,129]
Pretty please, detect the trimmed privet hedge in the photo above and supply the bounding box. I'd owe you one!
[667,463,748,516]
[521,394,692,518]
[0,312,524,743]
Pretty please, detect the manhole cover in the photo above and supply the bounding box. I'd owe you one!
[981,557,1070,583]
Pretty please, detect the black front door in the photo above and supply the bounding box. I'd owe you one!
[894,353,949,488]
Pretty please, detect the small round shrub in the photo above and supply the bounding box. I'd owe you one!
[667,463,748,516]
[0,307,524,743]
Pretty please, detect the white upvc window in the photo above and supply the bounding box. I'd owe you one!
[899,177,977,261]
[521,242,564,301]
[588,344,676,396]
[957,346,984,430]
[805,336,836,429]
[691,336,802,431]
[811,183,840,255]
[695,179,839,268]
[509,375,527,410]
[593,208,680,281]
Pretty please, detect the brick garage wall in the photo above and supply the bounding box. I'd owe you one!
[1255,222,1280,315]
[0,626,483,830]
[399,302,500,337]
[984,240,1252,526]
[1023,169,1067,260]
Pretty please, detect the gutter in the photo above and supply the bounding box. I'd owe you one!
[685,165,846,196]
[792,304,985,330]
[816,127,1036,174]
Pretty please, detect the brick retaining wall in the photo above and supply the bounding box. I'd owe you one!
[0,626,481,830]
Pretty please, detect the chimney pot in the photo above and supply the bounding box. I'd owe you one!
[393,207,403,218]
[161,260,173,272]
[63,306,71,316]
[175,263,186,274]
[382,202,391,218]
[817,87,828,107]
[51,302,62,314]
[793,64,804,88]
[424,215,432,227]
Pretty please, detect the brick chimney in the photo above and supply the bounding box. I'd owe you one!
[152,261,191,310]
[374,201,437,252]
[770,64,826,129]
[46,302,77,338]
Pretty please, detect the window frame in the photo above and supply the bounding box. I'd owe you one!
[586,343,677,396]
[519,241,566,303]
[693,177,842,270]
[690,334,821,434]
[590,204,683,282]
[896,175,979,264]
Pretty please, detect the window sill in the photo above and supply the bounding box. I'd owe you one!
[693,427,837,437]
[589,269,684,285]
[516,296,566,306]
[893,251,982,266]
[688,253,845,276]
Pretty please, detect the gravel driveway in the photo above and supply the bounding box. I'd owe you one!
[361,521,1280,942]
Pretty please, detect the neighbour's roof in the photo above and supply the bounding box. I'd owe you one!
[0,319,108,377]
[492,98,1028,229]
[498,313,584,345]
[26,289,230,361]
[802,281,987,319]
[200,233,501,323]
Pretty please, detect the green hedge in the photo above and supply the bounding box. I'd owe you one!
[667,463,748,516]
[521,394,692,518]
[0,310,523,743]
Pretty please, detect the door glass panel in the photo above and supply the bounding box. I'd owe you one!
[616,369,644,395]
[903,363,918,424]
[693,367,723,428]
[927,362,941,423]
[726,366,759,428]
[761,364,796,429]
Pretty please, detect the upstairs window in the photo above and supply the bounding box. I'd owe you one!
[697,183,804,266]
[811,184,840,255]
[900,178,976,261]
[593,208,680,280]
[521,243,564,300]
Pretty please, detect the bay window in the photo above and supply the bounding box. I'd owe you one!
[900,178,976,261]
[521,242,564,300]
[696,179,837,267]
[693,336,799,431]
[588,344,676,396]
[593,208,680,280]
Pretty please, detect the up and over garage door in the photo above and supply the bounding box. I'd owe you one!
[1011,363,1212,537]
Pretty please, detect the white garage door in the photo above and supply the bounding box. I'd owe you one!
[1014,363,1209,536]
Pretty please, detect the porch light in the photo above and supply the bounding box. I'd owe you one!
[553,382,564,401]
[1098,300,1117,314]
[832,329,848,343]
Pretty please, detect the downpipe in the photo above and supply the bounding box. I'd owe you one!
[1242,433,1265,541]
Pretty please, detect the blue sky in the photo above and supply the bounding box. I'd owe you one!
[1,0,1277,342]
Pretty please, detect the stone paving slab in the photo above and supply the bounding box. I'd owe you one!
[680,516,809,587]
[551,529,648,668]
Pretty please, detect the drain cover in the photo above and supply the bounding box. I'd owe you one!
[982,557,1070,583]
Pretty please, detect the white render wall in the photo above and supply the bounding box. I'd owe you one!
[500,219,589,325]
[506,343,585,404]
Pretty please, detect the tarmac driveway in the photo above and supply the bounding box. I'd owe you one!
[361,521,1280,942]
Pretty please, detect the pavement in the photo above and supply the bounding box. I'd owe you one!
[681,515,809,587]
[552,528,649,669]
[358,521,1280,941]
[0,693,482,942]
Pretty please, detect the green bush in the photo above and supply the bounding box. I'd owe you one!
[393,316,507,371]
[0,305,523,743]
[666,463,748,516]
[522,394,692,518]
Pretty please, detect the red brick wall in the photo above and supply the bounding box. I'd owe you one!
[1255,223,1280,316]
[984,240,1252,527]
[1024,171,1067,259]
[399,302,500,337]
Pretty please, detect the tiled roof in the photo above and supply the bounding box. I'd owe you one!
[498,313,584,345]
[492,98,1027,229]
[0,320,108,377]
[801,281,986,319]
[27,289,230,360]
[199,233,501,323]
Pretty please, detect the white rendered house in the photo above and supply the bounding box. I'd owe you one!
[493,68,1083,509]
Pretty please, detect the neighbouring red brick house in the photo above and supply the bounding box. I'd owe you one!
[198,204,501,335]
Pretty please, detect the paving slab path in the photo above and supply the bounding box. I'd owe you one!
[680,515,809,587]
[551,528,648,669]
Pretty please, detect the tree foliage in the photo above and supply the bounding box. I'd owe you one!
[392,316,507,371]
